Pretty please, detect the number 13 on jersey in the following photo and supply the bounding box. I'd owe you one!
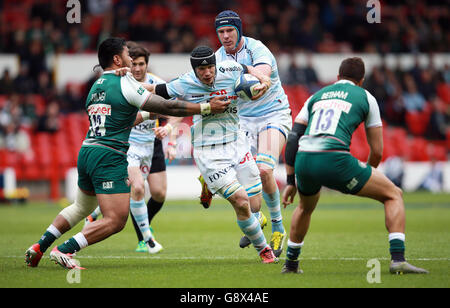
[309,99,352,136]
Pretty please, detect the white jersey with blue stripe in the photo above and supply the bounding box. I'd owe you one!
[166,60,244,147]
[129,73,165,144]
[215,36,290,117]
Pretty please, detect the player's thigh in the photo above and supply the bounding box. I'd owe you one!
[193,145,236,196]
[80,146,130,195]
[257,128,286,161]
[97,193,130,223]
[356,167,401,203]
[128,166,145,193]
[235,152,262,198]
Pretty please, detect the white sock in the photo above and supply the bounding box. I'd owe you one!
[47,224,62,238]
[73,232,89,250]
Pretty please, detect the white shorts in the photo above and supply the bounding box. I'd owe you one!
[239,108,292,156]
[127,142,155,177]
[193,132,260,197]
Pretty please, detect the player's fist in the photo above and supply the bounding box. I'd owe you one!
[282,184,297,208]
[209,95,231,114]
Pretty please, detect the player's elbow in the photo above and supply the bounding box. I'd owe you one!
[371,148,383,162]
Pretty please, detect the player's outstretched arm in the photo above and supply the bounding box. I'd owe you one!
[141,94,230,117]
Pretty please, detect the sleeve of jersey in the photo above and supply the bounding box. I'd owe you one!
[295,96,313,123]
[165,77,187,99]
[364,90,383,128]
[120,73,152,109]
[251,41,273,67]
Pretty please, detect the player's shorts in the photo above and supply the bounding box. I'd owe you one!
[77,146,130,194]
[127,141,155,177]
[295,151,372,196]
[193,131,260,197]
[239,108,292,155]
[149,138,166,174]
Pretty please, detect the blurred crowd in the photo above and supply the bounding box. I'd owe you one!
[1,0,449,55]
[0,0,449,158]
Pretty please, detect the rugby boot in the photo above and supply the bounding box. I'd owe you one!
[135,240,147,252]
[146,238,163,254]
[270,230,287,257]
[259,246,279,264]
[389,261,429,274]
[198,175,213,209]
[25,243,43,268]
[50,246,85,270]
[281,259,303,274]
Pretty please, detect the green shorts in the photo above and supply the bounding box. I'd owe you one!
[77,146,130,194]
[295,151,372,196]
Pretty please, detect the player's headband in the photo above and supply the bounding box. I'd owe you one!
[190,46,216,71]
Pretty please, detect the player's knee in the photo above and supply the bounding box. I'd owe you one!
[383,183,403,203]
[151,187,166,202]
[393,186,403,201]
[131,183,145,200]
[107,213,128,234]
[257,166,273,183]
[233,195,251,218]
[59,189,98,227]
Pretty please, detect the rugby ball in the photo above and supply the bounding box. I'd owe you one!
[234,74,261,101]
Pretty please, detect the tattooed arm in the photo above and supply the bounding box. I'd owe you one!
[140,92,230,117]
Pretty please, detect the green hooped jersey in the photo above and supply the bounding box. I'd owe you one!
[295,79,382,152]
[82,71,151,155]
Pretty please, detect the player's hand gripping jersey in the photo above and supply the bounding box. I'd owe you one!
[296,79,382,152]
[165,60,245,147]
[129,73,166,145]
[215,36,289,117]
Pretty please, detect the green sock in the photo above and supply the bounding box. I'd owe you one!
[57,238,81,254]
[38,231,57,253]
[389,239,405,262]
[286,240,303,261]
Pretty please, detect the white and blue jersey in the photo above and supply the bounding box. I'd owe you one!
[166,60,244,147]
[128,73,165,144]
[215,36,290,117]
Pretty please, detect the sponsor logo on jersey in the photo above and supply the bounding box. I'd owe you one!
[133,121,156,131]
[88,103,111,115]
[218,66,242,73]
[312,99,352,114]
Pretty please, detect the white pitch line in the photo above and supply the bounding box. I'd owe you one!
[4,255,449,261]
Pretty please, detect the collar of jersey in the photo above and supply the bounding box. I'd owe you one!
[335,79,355,86]
[225,37,247,57]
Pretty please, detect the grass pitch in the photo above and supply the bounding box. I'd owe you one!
[0,192,448,288]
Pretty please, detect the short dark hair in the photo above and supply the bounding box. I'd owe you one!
[97,37,127,69]
[338,57,365,83]
[129,45,150,64]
